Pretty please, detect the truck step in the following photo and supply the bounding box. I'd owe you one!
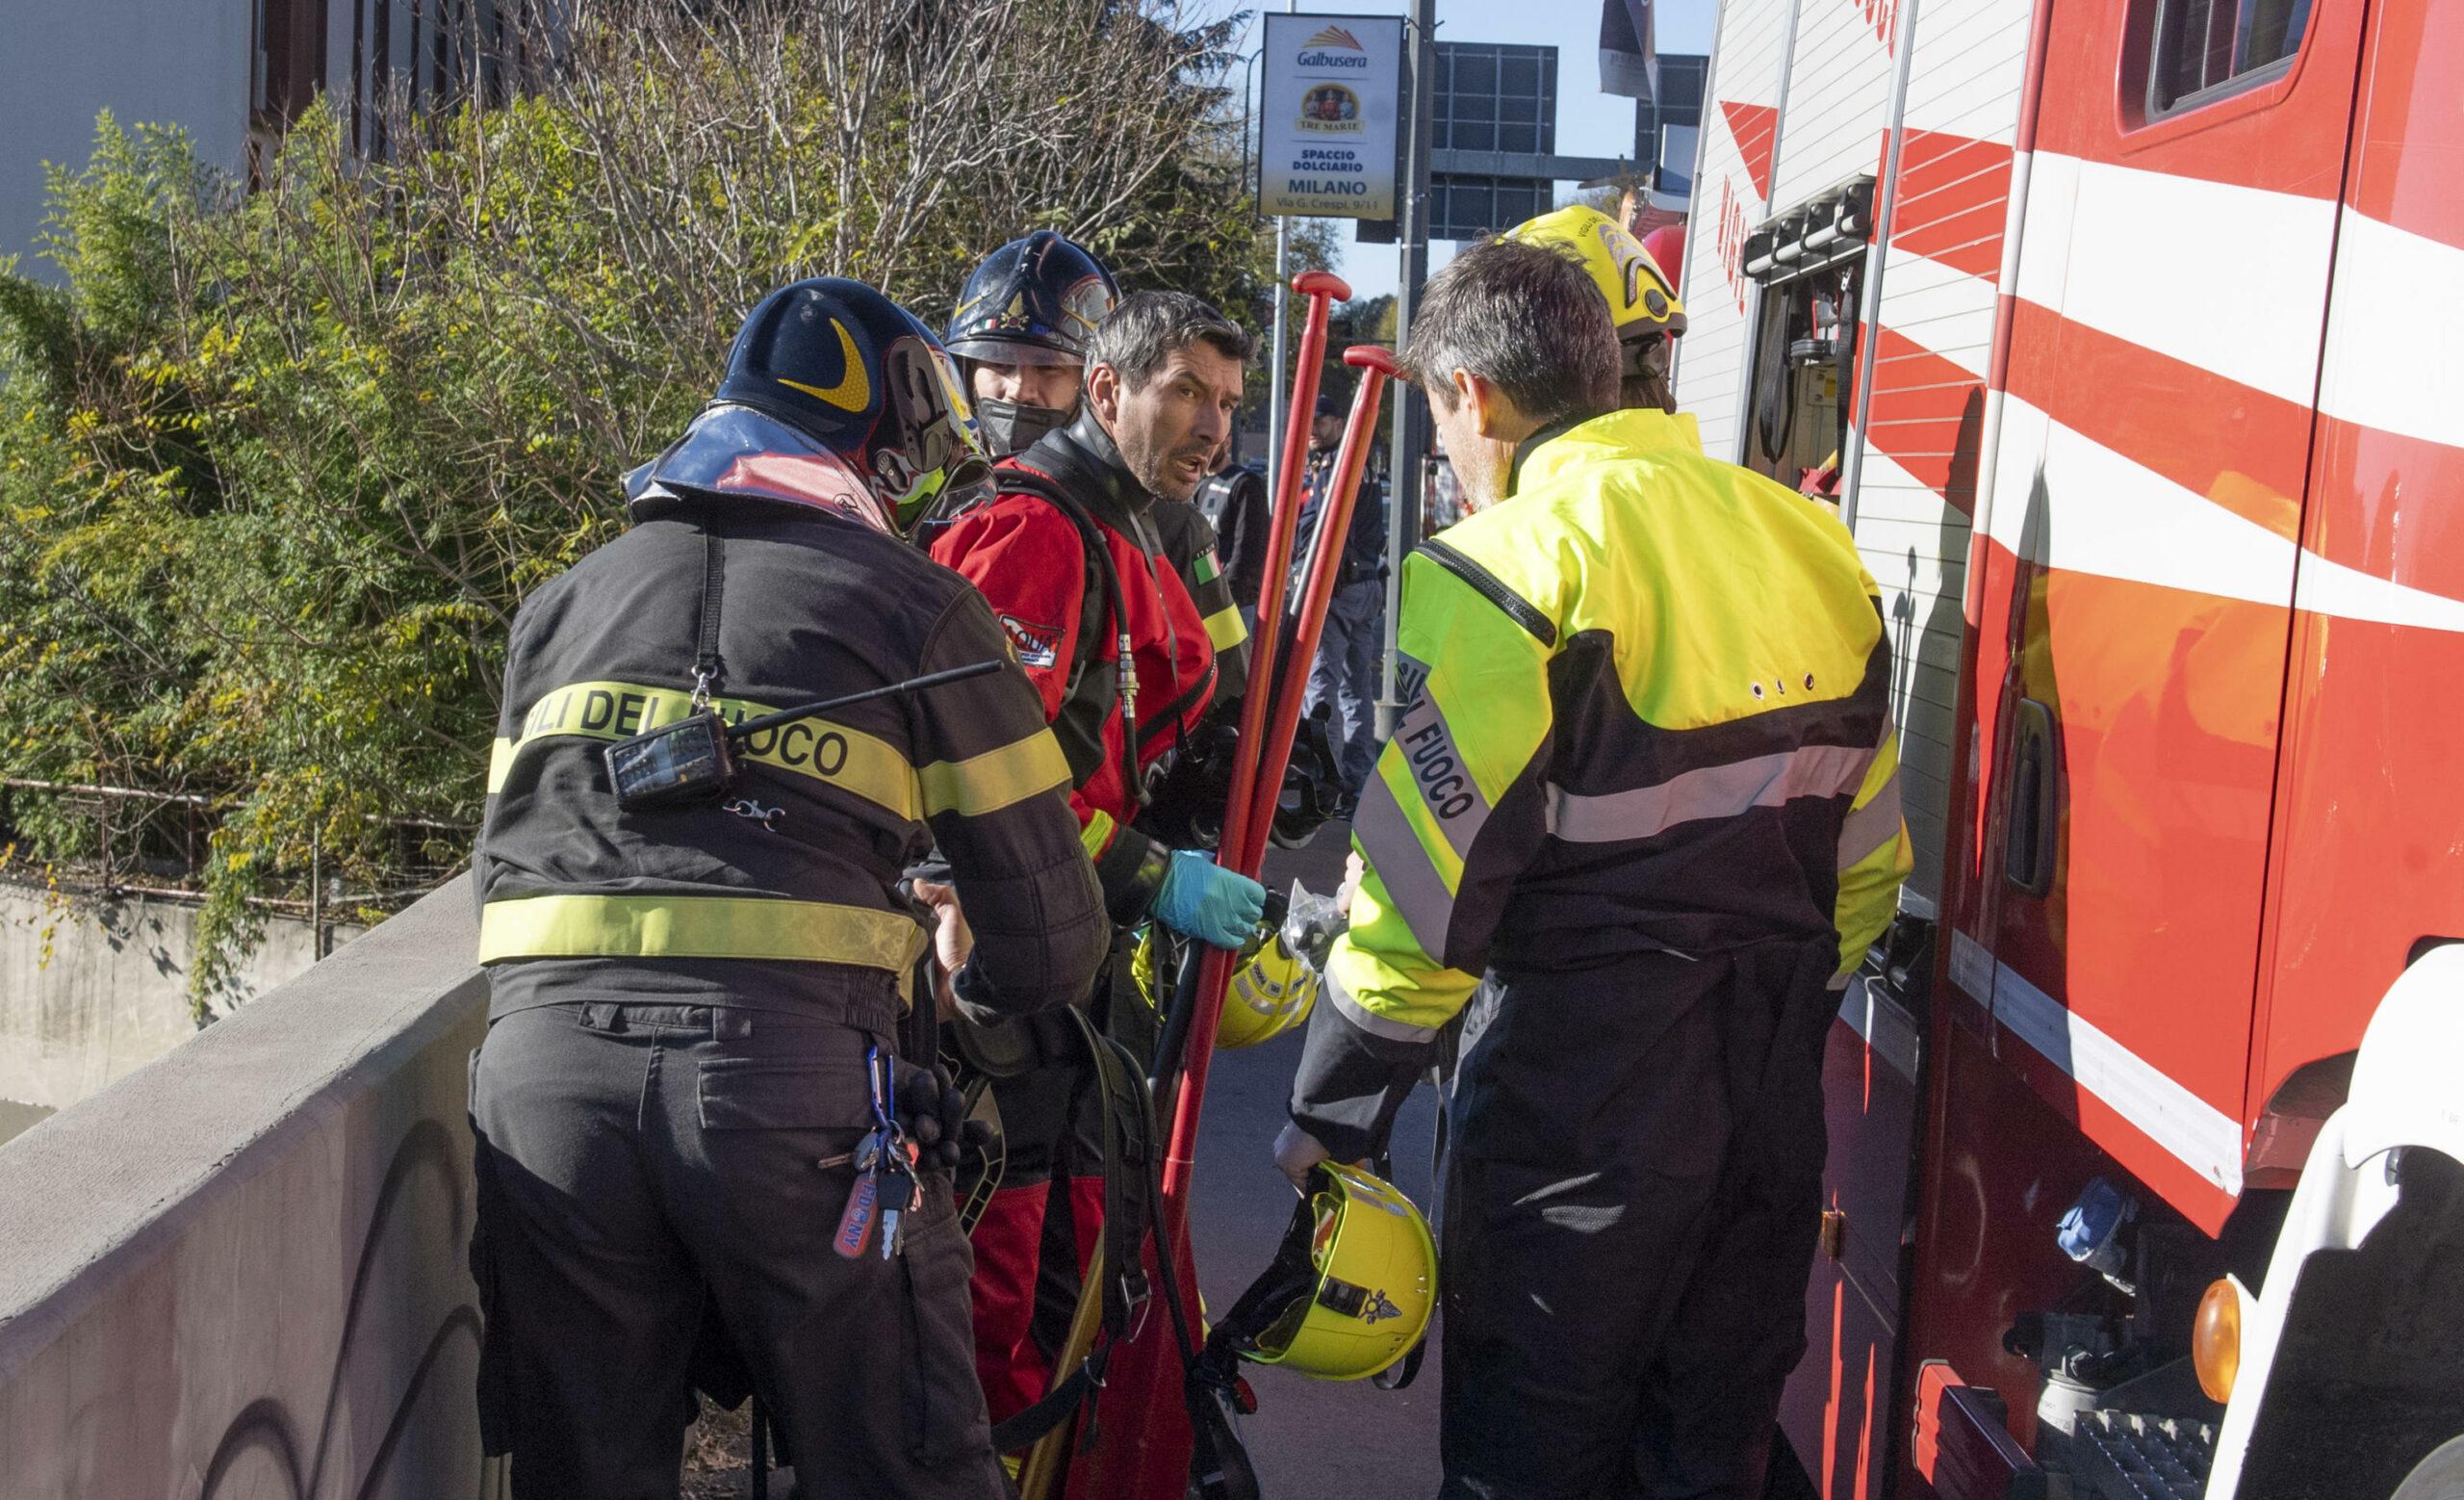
[2078,1410,2217,1500]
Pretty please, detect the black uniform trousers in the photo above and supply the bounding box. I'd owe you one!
[1435,941,1840,1500]
[468,996,1006,1500]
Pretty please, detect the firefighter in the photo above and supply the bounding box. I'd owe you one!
[1504,204,1689,413]
[944,230,1119,458]
[924,289,1270,1430]
[469,278,1111,1500]
[1272,240,1912,1498]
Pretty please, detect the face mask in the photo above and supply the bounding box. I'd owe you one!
[973,397,1074,458]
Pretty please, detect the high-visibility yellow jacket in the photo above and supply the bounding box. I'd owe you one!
[1292,408,1911,1158]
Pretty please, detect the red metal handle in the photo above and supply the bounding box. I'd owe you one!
[1293,270,1353,300]
[1346,345,1401,377]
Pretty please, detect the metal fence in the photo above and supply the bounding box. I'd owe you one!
[0,778,472,954]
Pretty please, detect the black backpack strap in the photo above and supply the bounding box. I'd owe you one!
[988,1342,1114,1454]
[987,1005,1160,1457]
[694,523,726,703]
[998,467,1118,706]
[999,468,1147,807]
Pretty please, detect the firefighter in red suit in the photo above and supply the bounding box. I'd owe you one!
[924,288,1266,1430]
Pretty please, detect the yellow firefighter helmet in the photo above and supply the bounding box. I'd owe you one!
[1220,1162,1437,1382]
[1217,926,1321,1049]
[1502,204,1687,345]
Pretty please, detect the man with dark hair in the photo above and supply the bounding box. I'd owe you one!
[1273,239,1911,1498]
[924,289,1269,1437]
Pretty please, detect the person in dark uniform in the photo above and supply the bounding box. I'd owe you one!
[469,278,1111,1500]
[1295,393,1389,807]
[1193,438,1271,634]
[922,289,1270,1431]
[943,230,1118,459]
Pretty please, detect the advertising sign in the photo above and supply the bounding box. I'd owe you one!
[1257,13,1405,220]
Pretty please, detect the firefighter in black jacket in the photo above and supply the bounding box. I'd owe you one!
[470,278,1110,1500]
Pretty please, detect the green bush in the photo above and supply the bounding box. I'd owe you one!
[0,0,1304,1013]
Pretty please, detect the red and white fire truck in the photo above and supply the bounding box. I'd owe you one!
[1673,0,2464,1492]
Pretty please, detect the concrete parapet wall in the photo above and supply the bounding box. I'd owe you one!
[0,884,496,1499]
[0,884,359,1113]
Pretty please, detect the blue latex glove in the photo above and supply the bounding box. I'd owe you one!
[1150,849,1269,949]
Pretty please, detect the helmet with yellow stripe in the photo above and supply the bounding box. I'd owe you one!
[1502,205,1686,344]
[1502,206,1685,410]
[704,278,992,535]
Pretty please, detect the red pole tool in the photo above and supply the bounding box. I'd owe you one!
[1071,272,1350,1498]
[1184,345,1402,1092]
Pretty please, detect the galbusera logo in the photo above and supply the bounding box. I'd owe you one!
[1297,23,1371,69]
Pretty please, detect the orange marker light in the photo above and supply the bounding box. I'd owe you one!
[2194,1277,2243,1403]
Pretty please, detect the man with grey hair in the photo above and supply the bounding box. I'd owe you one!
[1274,240,1912,1496]
[924,289,1270,1439]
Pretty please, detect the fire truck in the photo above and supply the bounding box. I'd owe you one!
[1670,0,2464,1493]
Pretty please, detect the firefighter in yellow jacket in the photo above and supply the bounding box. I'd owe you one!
[1273,240,1911,1498]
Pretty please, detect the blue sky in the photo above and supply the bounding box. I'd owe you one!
[1229,0,1720,300]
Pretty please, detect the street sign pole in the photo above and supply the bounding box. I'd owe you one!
[1262,0,1294,477]
[1377,0,1438,740]
[1268,219,1290,475]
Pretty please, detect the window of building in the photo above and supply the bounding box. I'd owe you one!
[1433,42,1557,158]
[2147,0,2313,116]
[1428,174,1553,240]
[250,0,328,177]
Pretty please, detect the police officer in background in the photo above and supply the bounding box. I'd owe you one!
[1274,242,1910,1497]
[470,278,1110,1499]
[944,230,1119,458]
[1296,393,1389,810]
[1194,436,1270,632]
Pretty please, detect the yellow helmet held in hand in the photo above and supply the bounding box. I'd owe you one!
[1502,205,1687,346]
[1218,1162,1436,1382]
[1218,926,1321,1049]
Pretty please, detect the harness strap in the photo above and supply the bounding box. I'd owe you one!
[1000,467,1145,807]
[694,525,726,700]
[988,1005,1159,1456]
[988,1343,1113,1454]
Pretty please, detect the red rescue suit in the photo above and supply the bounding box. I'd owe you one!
[926,409,1235,1424]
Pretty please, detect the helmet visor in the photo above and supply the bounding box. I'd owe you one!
[949,335,1086,369]
[642,404,899,534]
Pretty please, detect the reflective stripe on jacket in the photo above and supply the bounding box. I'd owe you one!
[1293,407,1911,1155]
[475,496,1110,1021]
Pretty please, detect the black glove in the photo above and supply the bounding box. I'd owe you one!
[1141,711,1242,850]
[894,1062,993,1174]
[1270,707,1345,848]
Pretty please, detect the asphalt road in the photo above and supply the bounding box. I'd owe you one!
[1182,824,1448,1499]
